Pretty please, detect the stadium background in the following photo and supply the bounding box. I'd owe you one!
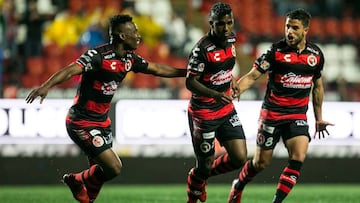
[0,0,359,186]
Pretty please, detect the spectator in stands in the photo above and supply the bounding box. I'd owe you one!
[19,0,53,58]
[164,11,187,57]
[42,0,87,48]
[1,0,23,96]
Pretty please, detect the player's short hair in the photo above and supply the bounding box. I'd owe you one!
[286,8,312,28]
[109,14,133,33]
[209,2,232,22]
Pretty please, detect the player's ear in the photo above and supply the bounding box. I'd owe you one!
[119,32,126,41]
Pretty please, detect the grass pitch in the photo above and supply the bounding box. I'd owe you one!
[0,184,359,203]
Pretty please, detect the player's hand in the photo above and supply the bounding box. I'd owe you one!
[313,120,334,139]
[214,92,233,105]
[25,87,49,104]
[231,80,240,101]
[231,86,240,101]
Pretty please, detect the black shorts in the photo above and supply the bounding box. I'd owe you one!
[257,119,310,149]
[188,110,246,157]
[66,123,113,158]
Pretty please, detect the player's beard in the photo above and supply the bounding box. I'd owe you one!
[286,32,304,48]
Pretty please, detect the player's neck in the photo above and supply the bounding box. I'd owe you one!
[296,40,306,53]
[112,43,127,57]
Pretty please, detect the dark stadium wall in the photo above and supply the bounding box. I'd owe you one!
[0,156,358,185]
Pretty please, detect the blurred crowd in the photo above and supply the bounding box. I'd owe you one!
[0,0,360,101]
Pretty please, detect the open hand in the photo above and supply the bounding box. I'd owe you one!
[313,120,335,139]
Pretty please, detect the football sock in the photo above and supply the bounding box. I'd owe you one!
[236,159,258,190]
[209,153,239,177]
[272,159,302,203]
[187,168,207,192]
[74,164,105,200]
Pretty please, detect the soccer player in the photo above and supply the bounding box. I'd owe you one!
[25,14,186,203]
[185,2,248,203]
[228,8,334,203]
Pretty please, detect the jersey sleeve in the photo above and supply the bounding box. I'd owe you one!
[131,53,149,73]
[314,50,325,79]
[186,44,206,77]
[253,44,275,74]
[75,49,102,72]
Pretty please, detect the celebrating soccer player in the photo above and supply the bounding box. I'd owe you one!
[185,2,248,203]
[228,8,334,203]
[25,14,186,203]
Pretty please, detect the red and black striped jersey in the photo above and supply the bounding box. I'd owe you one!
[187,32,237,120]
[67,43,148,127]
[254,39,324,124]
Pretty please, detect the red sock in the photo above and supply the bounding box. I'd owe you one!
[273,160,302,203]
[237,159,258,190]
[209,153,239,177]
[74,165,105,200]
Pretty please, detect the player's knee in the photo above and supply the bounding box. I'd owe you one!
[112,161,122,176]
[230,155,247,168]
[104,161,122,180]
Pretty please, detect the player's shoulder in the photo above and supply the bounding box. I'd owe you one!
[272,39,287,50]
[125,51,147,64]
[195,34,212,49]
[91,43,113,54]
[305,41,323,55]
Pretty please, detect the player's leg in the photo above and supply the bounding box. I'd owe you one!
[186,114,216,203]
[228,146,273,203]
[62,173,90,203]
[210,113,247,177]
[228,121,279,203]
[84,148,122,201]
[187,155,213,203]
[272,135,309,203]
[209,139,246,177]
[64,125,120,203]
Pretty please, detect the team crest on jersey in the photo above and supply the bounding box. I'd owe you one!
[92,135,104,147]
[257,134,265,145]
[307,54,317,67]
[125,59,132,71]
[197,63,205,72]
[259,59,270,70]
[231,44,236,57]
[200,141,212,153]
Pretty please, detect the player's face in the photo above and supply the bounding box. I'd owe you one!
[285,18,308,48]
[210,14,234,41]
[121,22,142,50]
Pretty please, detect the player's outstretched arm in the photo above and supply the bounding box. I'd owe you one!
[25,62,82,104]
[235,67,262,99]
[144,62,187,78]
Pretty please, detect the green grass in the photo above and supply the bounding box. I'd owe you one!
[0,184,359,203]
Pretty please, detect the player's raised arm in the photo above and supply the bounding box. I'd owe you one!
[25,62,82,104]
